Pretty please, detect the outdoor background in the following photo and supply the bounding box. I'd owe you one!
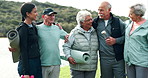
[0,0,147,78]
[0,38,100,78]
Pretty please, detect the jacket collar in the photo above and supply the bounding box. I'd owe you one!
[127,20,148,35]
[75,25,95,34]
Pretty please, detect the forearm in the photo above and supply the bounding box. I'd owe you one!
[116,36,125,44]
[63,43,71,59]
[116,19,125,44]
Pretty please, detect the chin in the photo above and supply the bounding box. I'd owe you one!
[33,18,37,21]
[99,16,104,19]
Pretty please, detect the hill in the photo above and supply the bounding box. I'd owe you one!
[0,0,129,37]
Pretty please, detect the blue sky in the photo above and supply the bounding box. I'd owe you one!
[6,0,148,18]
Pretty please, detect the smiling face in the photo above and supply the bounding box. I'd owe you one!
[81,15,93,31]
[128,8,139,22]
[98,2,111,20]
[42,13,55,25]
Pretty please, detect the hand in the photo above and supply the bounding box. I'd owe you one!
[64,35,69,43]
[24,75,30,78]
[56,23,63,29]
[8,47,16,52]
[68,57,76,64]
[106,37,116,46]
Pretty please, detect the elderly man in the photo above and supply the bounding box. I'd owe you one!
[36,8,67,78]
[93,1,126,78]
[63,10,99,78]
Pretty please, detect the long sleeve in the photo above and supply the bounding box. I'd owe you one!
[19,26,29,75]
[116,19,126,44]
[63,31,75,59]
[60,29,68,40]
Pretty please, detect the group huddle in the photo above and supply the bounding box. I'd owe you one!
[8,1,148,78]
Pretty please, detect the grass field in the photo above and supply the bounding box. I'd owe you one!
[60,62,101,78]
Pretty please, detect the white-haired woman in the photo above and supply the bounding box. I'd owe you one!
[63,10,99,78]
[124,4,148,78]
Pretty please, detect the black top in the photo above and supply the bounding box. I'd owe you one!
[92,13,124,61]
[18,22,40,74]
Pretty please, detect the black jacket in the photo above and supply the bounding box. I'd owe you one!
[18,22,40,74]
[92,13,125,61]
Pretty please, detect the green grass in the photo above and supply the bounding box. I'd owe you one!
[60,62,101,78]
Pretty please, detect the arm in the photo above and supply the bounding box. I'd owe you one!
[115,19,126,44]
[60,29,68,39]
[63,32,76,64]
[55,23,63,29]
[106,19,125,45]
[19,26,29,75]
[8,47,16,52]
[147,33,148,41]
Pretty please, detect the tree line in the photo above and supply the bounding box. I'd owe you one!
[0,0,129,37]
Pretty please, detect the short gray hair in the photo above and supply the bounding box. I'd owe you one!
[106,2,112,10]
[76,10,92,25]
[130,4,146,17]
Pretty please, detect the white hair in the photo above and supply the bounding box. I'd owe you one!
[76,10,92,26]
[106,2,112,10]
[130,4,146,17]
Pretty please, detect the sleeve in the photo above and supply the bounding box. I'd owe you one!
[92,17,98,29]
[147,33,148,42]
[18,26,29,75]
[60,29,68,39]
[116,19,126,44]
[63,31,75,59]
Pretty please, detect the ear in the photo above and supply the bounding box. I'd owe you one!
[108,8,111,12]
[42,15,45,18]
[26,12,30,16]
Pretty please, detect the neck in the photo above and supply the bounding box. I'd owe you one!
[44,21,52,26]
[24,18,32,24]
[83,29,89,31]
[104,14,110,20]
[83,27,90,31]
[134,18,146,25]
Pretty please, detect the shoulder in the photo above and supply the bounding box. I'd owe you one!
[36,23,43,28]
[92,16,100,29]
[112,16,126,26]
[18,22,28,31]
[52,25,60,29]
[142,20,148,28]
[112,16,120,21]
[69,27,79,36]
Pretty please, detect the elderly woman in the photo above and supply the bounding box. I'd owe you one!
[63,10,98,78]
[124,4,148,78]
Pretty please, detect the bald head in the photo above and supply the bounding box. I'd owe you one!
[99,1,111,10]
[98,1,112,20]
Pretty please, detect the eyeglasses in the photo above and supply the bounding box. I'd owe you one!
[84,19,92,22]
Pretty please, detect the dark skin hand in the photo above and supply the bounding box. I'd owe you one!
[106,37,116,46]
[68,57,76,64]
[8,47,16,52]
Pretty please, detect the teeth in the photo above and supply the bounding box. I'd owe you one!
[99,14,104,16]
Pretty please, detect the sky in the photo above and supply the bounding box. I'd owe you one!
[6,0,148,18]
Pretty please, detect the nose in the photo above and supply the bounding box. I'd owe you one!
[90,20,93,23]
[51,15,55,19]
[36,13,38,16]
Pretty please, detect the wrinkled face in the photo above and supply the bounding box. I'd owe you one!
[128,9,139,22]
[98,4,110,20]
[81,15,93,30]
[27,7,38,21]
[43,13,55,24]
